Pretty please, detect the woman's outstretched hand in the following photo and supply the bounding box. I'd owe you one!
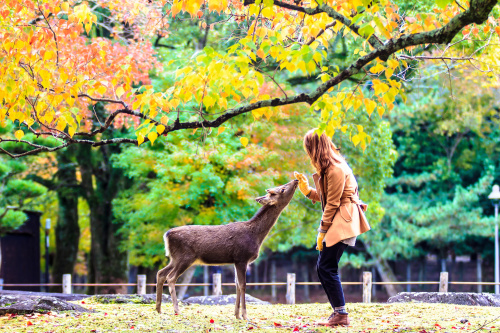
[316,233,325,251]
[294,171,312,196]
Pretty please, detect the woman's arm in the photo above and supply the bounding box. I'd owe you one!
[306,188,320,203]
[321,165,346,224]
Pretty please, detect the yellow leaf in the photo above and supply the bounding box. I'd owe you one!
[357,125,364,133]
[370,63,385,73]
[68,126,75,138]
[360,139,367,151]
[14,130,24,141]
[252,109,263,119]
[325,122,335,137]
[44,51,54,61]
[373,80,389,95]
[385,67,394,79]
[365,99,376,116]
[352,134,361,147]
[97,86,107,95]
[137,133,144,145]
[387,59,399,69]
[56,119,67,131]
[26,118,35,127]
[132,99,142,110]
[218,126,225,135]
[116,86,125,98]
[148,131,158,145]
[156,124,165,135]
[341,125,348,133]
[377,106,385,117]
[192,128,198,135]
[240,137,249,147]
[61,2,69,12]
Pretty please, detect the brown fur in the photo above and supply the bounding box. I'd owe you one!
[155,179,298,319]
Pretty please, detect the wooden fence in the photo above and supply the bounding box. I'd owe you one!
[1,272,499,304]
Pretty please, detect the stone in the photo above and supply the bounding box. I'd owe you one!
[0,290,88,301]
[183,294,270,305]
[84,294,171,304]
[387,292,500,307]
[0,295,93,315]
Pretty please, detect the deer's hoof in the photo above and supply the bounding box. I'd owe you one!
[235,314,241,320]
[156,306,161,314]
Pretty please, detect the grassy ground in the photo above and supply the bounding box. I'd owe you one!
[1,301,499,332]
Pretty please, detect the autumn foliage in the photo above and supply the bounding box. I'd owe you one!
[0,0,499,157]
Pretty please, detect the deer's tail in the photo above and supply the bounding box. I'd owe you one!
[163,231,171,257]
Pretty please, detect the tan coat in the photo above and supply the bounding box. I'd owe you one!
[307,162,371,247]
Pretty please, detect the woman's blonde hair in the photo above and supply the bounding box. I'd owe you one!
[303,129,344,174]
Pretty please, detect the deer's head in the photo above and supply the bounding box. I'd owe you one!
[255,179,298,208]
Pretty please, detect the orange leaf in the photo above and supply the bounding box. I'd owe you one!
[217,126,225,135]
[256,49,265,59]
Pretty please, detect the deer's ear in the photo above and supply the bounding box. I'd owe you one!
[255,195,277,206]
[266,188,278,195]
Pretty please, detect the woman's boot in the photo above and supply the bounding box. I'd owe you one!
[328,313,350,327]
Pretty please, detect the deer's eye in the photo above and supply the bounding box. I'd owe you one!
[280,188,285,193]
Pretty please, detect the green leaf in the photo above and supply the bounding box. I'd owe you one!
[436,0,453,8]
[359,24,375,39]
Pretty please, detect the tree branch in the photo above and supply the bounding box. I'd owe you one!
[1,0,497,159]
[243,0,384,49]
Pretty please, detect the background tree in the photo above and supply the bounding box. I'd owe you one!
[0,124,46,274]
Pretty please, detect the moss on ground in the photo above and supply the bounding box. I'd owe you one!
[1,301,498,332]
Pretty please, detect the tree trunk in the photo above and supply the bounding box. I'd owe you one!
[52,147,80,290]
[77,144,127,294]
[302,263,310,302]
[477,254,482,293]
[374,258,402,297]
[406,261,411,292]
[365,244,402,297]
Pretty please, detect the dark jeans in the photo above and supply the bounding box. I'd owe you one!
[317,241,348,308]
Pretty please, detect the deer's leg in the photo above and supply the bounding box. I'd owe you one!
[167,261,194,315]
[235,262,248,320]
[156,263,173,314]
[234,265,241,319]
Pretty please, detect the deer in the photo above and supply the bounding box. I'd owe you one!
[155,179,298,320]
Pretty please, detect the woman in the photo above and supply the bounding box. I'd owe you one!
[294,129,370,327]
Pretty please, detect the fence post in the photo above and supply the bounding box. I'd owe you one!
[204,266,209,296]
[362,272,372,303]
[271,260,277,302]
[137,274,146,295]
[62,274,72,294]
[213,273,222,296]
[286,273,296,305]
[439,272,448,292]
